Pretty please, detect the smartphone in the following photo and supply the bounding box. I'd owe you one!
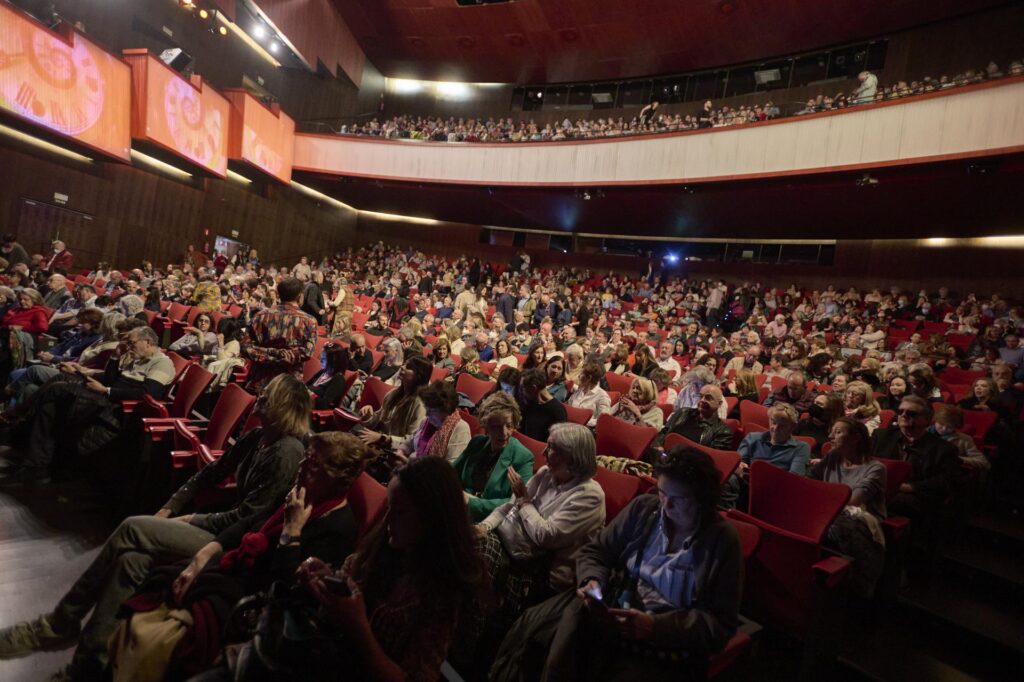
[321,576,351,596]
[583,584,607,612]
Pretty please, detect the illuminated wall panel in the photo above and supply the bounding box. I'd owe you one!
[225,89,294,183]
[123,50,229,177]
[0,2,131,160]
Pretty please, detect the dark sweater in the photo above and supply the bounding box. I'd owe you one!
[519,397,567,442]
[164,428,305,535]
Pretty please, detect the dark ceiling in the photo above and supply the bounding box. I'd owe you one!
[299,153,1024,240]
[331,0,1009,83]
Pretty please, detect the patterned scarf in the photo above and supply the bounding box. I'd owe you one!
[416,411,463,459]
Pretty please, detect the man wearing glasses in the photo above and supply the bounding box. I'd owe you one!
[870,395,959,519]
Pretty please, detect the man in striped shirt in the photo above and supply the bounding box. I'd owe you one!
[241,277,318,392]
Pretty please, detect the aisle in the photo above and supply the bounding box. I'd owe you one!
[0,470,117,682]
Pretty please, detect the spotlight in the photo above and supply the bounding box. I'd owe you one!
[665,253,679,264]
[198,9,209,19]
[253,25,266,40]
[269,41,280,54]
[218,25,228,36]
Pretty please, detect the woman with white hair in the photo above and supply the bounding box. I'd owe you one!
[609,376,664,429]
[372,336,404,384]
[462,423,605,674]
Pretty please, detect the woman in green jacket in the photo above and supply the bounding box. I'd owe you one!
[453,392,534,522]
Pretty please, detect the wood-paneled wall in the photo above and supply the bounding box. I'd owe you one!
[356,215,1024,299]
[0,144,357,270]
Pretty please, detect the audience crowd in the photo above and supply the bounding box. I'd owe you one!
[334,61,1023,143]
[0,237,1020,681]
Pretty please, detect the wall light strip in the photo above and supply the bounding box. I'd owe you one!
[290,181,357,212]
[0,124,93,162]
[922,235,1024,248]
[226,169,252,185]
[216,13,281,68]
[130,149,193,178]
[359,209,440,225]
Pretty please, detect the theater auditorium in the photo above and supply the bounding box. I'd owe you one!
[0,1,1022,680]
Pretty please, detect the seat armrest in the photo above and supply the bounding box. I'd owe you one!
[882,516,911,540]
[812,556,851,589]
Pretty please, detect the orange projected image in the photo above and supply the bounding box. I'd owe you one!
[0,3,131,160]
[226,90,294,183]
[126,52,229,176]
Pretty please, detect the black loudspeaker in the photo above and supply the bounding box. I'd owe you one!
[159,48,193,73]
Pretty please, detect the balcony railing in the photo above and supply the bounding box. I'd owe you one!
[293,77,1024,186]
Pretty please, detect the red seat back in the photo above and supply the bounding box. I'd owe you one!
[593,466,642,523]
[604,371,633,394]
[747,461,850,543]
[166,302,189,321]
[941,367,986,384]
[962,409,998,441]
[165,352,191,382]
[594,413,658,461]
[456,373,494,406]
[663,433,741,484]
[348,472,388,538]
[879,409,895,428]
[169,363,215,419]
[362,332,383,350]
[204,383,257,451]
[739,400,770,429]
[361,376,395,412]
[513,431,547,469]
[430,366,451,383]
[458,408,482,436]
[563,403,594,426]
[727,508,835,634]
[875,457,911,502]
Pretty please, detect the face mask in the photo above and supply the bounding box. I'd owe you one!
[808,403,826,420]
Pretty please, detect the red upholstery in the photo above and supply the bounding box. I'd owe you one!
[723,419,744,449]
[166,352,191,382]
[739,400,770,429]
[724,396,738,415]
[456,373,494,406]
[458,409,482,435]
[430,366,451,383]
[478,361,496,376]
[879,409,895,428]
[362,332,383,350]
[348,472,388,538]
[361,377,395,413]
[593,466,643,523]
[657,403,674,423]
[594,413,658,461]
[513,431,547,470]
[875,457,912,502]
[962,409,998,443]
[663,433,741,484]
[747,460,850,544]
[167,363,215,419]
[604,371,633,394]
[941,367,986,384]
[563,403,594,426]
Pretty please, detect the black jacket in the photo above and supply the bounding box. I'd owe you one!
[870,427,959,508]
[662,409,735,451]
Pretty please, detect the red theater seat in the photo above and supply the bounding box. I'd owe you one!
[594,413,657,461]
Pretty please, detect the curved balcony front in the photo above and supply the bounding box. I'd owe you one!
[294,77,1024,187]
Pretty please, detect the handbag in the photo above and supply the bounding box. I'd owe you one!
[237,581,354,681]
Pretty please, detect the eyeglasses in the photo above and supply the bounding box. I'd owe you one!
[897,409,921,418]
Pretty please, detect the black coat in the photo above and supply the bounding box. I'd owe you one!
[870,427,959,509]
